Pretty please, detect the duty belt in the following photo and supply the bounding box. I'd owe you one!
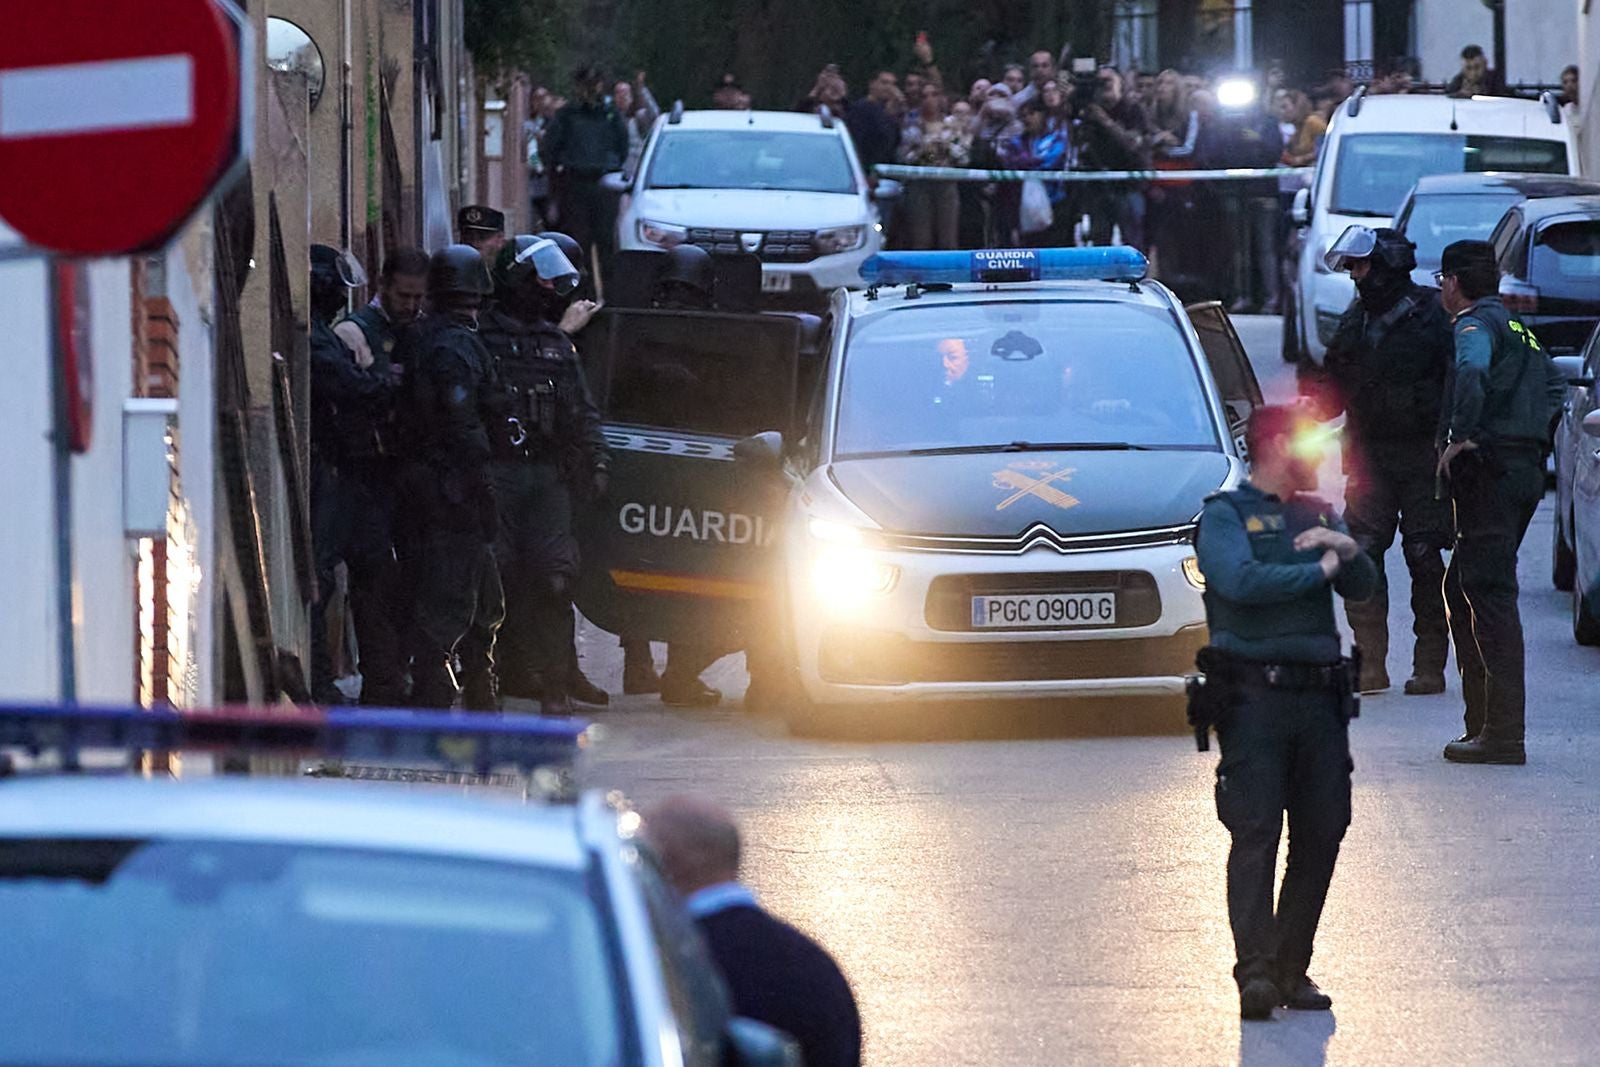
[1198,648,1351,691]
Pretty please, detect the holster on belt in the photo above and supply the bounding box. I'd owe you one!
[1189,645,1360,752]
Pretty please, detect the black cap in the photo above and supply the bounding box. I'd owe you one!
[1440,239,1496,277]
[458,205,505,234]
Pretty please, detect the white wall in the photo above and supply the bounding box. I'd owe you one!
[1414,0,1574,88]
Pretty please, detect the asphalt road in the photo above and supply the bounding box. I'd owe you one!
[555,316,1600,1066]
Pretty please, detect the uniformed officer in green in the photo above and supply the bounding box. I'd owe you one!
[396,244,507,709]
[1194,404,1377,1020]
[334,247,429,372]
[1435,239,1565,765]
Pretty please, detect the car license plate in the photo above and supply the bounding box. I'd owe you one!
[970,592,1117,629]
[760,271,792,293]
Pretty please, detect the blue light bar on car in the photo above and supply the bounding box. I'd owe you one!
[0,704,589,777]
[859,247,1149,286]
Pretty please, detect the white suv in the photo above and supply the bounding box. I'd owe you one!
[1288,90,1578,364]
[608,109,893,303]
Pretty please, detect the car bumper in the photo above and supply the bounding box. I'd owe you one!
[788,540,1208,707]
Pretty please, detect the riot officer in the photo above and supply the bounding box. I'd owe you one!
[334,247,429,370]
[1192,404,1377,1020]
[308,244,408,706]
[1436,240,1565,765]
[1316,226,1455,696]
[396,244,506,709]
[463,234,611,717]
[616,245,730,708]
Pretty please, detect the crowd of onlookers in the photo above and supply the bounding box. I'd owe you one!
[521,40,1581,311]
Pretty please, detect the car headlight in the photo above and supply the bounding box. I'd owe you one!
[807,518,897,610]
[1182,555,1206,590]
[815,225,866,254]
[638,219,687,248]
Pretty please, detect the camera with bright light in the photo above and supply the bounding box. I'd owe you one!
[1216,77,1259,110]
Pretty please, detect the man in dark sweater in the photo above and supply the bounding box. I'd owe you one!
[645,796,862,1067]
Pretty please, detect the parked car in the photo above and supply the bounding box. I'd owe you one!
[1393,173,1600,287]
[1286,89,1577,365]
[1551,330,1600,643]
[1488,194,1600,354]
[607,108,897,310]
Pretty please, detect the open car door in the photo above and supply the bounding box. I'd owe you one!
[1187,301,1264,459]
[575,307,821,646]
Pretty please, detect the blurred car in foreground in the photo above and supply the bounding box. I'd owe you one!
[0,705,797,1067]
[1551,335,1600,644]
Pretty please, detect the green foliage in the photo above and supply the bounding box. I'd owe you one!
[464,0,576,79]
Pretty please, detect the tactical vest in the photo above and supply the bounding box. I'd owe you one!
[479,310,585,457]
[1201,489,1339,649]
[342,304,399,372]
[1326,286,1449,441]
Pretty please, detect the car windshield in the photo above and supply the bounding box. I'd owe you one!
[1332,135,1569,217]
[0,838,630,1067]
[833,301,1220,458]
[1400,192,1523,268]
[1532,219,1600,298]
[646,129,856,194]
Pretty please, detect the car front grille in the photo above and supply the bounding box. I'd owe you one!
[817,628,1207,686]
[924,571,1162,631]
[687,228,819,263]
[877,523,1196,556]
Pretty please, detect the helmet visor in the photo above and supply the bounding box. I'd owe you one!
[517,238,580,295]
[1323,225,1377,273]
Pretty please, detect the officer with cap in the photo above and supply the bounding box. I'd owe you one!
[1314,225,1455,696]
[1192,403,1376,1020]
[396,244,507,709]
[308,244,408,706]
[458,234,610,717]
[458,205,508,262]
[1435,239,1565,765]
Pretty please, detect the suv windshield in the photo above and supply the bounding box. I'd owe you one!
[834,301,1219,458]
[0,839,629,1067]
[1333,135,1569,217]
[1401,192,1523,268]
[646,129,856,194]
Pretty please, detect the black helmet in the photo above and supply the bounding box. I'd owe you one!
[494,234,580,294]
[660,244,714,295]
[537,231,585,272]
[311,244,366,290]
[1324,225,1416,274]
[428,243,493,298]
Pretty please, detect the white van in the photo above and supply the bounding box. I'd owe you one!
[1287,90,1578,364]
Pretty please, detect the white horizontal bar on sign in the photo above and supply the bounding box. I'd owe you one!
[0,54,195,139]
[873,163,1313,183]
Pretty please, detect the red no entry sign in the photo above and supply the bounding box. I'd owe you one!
[0,0,248,255]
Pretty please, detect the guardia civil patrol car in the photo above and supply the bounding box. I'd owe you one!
[0,705,796,1067]
[745,247,1263,719]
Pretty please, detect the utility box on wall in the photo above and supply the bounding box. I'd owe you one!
[123,398,178,538]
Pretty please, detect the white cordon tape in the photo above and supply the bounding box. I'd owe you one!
[873,164,1314,183]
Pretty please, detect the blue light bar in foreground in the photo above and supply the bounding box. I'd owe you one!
[0,704,589,777]
[859,246,1149,286]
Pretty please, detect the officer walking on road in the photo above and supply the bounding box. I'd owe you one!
[1192,404,1377,1020]
[397,244,506,709]
[1316,226,1455,695]
[1435,240,1565,765]
[308,245,407,706]
[459,234,611,717]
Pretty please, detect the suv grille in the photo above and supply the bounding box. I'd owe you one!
[687,228,819,263]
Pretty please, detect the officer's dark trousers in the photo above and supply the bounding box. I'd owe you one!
[1214,685,1353,989]
[556,174,614,284]
[1343,444,1451,680]
[480,460,579,699]
[406,468,505,709]
[1446,446,1544,742]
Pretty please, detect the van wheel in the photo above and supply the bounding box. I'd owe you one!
[1553,508,1577,591]
[1575,580,1600,646]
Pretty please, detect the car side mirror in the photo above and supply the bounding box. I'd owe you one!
[1584,409,1600,438]
[872,178,903,203]
[600,171,631,195]
[734,430,785,468]
[724,1018,801,1067]
[1554,353,1585,383]
[1290,187,1310,227]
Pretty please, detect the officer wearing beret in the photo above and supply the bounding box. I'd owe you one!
[458,205,508,263]
[1435,239,1566,765]
[1193,404,1377,1020]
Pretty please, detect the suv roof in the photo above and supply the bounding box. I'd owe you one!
[1507,193,1600,223]
[667,109,843,134]
[1408,173,1600,198]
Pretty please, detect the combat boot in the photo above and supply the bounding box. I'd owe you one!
[1403,673,1446,695]
[1280,976,1333,1011]
[570,667,611,707]
[622,640,662,695]
[1443,734,1526,765]
[661,676,723,708]
[1239,976,1279,1021]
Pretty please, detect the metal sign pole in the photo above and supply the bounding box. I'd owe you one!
[46,257,78,703]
